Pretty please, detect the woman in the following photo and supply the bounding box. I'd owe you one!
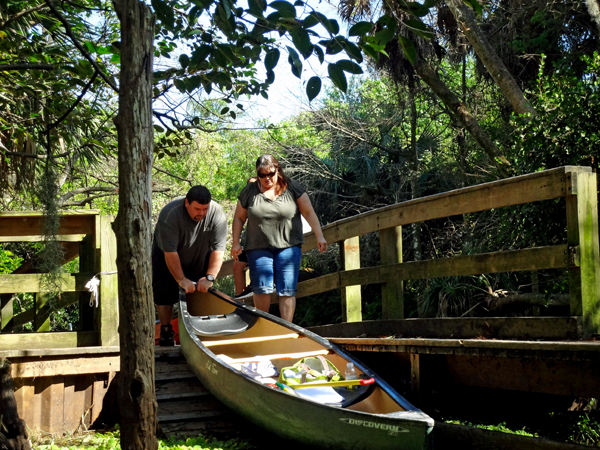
[231,154,327,322]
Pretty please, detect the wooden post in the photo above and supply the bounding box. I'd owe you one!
[340,237,362,322]
[410,353,421,399]
[1,294,13,332]
[79,234,96,331]
[380,226,404,319]
[34,293,50,332]
[96,215,119,346]
[566,169,600,337]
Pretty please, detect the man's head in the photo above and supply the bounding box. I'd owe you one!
[185,185,211,222]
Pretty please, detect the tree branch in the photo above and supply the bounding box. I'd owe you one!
[43,0,119,93]
[0,4,47,30]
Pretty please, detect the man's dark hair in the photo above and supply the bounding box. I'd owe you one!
[186,185,211,205]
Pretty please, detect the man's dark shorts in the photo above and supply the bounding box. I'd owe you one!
[238,250,248,264]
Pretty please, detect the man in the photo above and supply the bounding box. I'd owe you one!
[152,185,227,346]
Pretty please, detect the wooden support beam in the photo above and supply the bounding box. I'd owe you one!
[96,215,119,346]
[0,211,98,237]
[10,355,120,378]
[298,245,568,298]
[0,331,98,350]
[34,292,50,332]
[1,293,13,332]
[340,237,361,323]
[0,273,94,294]
[380,226,403,319]
[565,170,600,336]
[410,353,420,398]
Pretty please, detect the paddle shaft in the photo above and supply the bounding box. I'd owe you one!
[288,378,375,389]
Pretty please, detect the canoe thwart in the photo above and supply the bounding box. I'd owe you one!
[186,308,258,337]
[203,332,300,347]
[216,349,330,365]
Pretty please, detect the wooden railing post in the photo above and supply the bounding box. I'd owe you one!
[34,292,50,331]
[340,237,362,322]
[380,226,404,319]
[565,169,600,337]
[96,215,119,346]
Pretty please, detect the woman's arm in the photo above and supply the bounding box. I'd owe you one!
[297,193,328,253]
[231,200,248,260]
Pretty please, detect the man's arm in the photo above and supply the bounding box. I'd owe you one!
[164,252,196,293]
[196,250,224,292]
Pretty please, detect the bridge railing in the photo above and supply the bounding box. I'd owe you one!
[0,211,119,350]
[219,166,599,336]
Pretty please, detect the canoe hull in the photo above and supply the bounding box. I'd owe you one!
[179,292,433,450]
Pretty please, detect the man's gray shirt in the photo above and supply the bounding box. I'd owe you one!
[152,198,227,284]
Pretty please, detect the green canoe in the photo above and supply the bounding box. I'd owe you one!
[179,288,434,450]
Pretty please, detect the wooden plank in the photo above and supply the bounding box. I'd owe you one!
[34,292,51,332]
[0,331,98,350]
[0,345,119,359]
[11,355,120,378]
[566,171,600,336]
[299,167,577,252]
[1,293,13,332]
[96,215,119,346]
[410,353,420,398]
[0,235,85,243]
[79,234,97,332]
[91,371,116,425]
[297,273,339,298]
[340,236,361,322]
[0,213,97,237]
[41,375,65,433]
[380,226,403,319]
[0,272,95,294]
[308,317,582,341]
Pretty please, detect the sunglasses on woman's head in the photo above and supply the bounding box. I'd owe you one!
[257,171,276,179]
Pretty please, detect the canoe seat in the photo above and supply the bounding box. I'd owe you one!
[189,308,258,337]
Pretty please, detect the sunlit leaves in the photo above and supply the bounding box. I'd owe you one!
[399,36,417,64]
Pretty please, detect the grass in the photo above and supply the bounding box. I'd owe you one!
[31,429,257,450]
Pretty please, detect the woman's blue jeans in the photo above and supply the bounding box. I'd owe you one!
[246,246,302,297]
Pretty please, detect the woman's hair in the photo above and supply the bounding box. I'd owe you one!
[256,154,289,195]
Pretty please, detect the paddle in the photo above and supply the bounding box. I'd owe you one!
[288,378,375,389]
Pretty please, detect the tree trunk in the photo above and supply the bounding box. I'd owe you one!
[445,0,537,118]
[413,57,511,176]
[0,359,32,450]
[585,0,600,37]
[112,1,158,449]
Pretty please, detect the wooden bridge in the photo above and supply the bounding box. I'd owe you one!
[0,165,598,448]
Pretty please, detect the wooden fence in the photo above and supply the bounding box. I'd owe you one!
[0,211,119,433]
[219,165,600,337]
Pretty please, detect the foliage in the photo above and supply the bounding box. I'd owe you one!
[32,429,257,450]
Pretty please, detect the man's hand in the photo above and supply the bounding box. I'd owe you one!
[178,278,196,294]
[196,277,214,293]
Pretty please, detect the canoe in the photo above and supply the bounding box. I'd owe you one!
[179,288,434,450]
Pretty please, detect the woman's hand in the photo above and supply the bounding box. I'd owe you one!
[317,236,328,253]
[231,243,242,261]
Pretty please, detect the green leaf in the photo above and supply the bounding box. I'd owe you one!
[264,48,280,71]
[306,76,321,102]
[336,59,363,74]
[269,1,296,18]
[248,0,267,16]
[290,28,312,58]
[374,26,395,46]
[328,63,347,92]
[340,40,363,63]
[313,45,325,64]
[287,46,302,75]
[179,54,190,69]
[399,36,417,64]
[463,0,483,15]
[220,106,230,115]
[325,19,340,35]
[358,41,380,60]
[303,14,319,28]
[348,21,372,36]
